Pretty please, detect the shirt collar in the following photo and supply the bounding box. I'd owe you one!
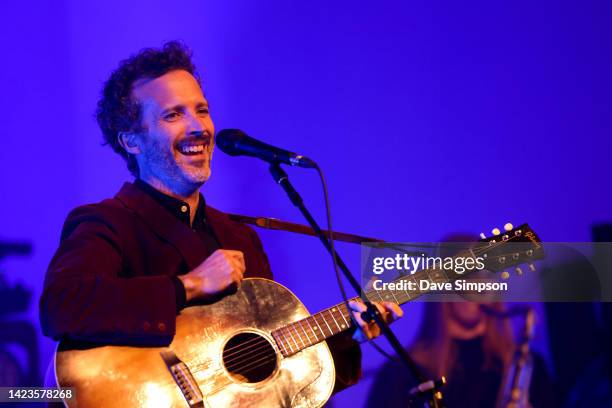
[134,179,207,228]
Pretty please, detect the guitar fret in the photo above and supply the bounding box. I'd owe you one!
[297,320,311,346]
[329,307,345,331]
[280,332,290,356]
[338,305,350,329]
[279,328,293,355]
[306,317,321,343]
[409,274,420,297]
[286,325,300,352]
[320,311,333,335]
[428,268,448,283]
[381,290,394,302]
[283,327,296,354]
[293,323,306,349]
[313,315,325,339]
[272,331,284,356]
[402,282,412,302]
[327,308,341,331]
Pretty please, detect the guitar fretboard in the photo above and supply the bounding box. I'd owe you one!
[271,303,353,357]
[271,260,462,357]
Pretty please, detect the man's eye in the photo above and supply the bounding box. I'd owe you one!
[164,112,180,121]
[197,108,209,115]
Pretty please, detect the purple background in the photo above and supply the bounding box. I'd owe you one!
[1,1,610,406]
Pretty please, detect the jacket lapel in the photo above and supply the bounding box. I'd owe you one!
[205,206,239,249]
[115,182,207,270]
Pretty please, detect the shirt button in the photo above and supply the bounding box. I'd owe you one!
[180,205,188,213]
[157,322,167,332]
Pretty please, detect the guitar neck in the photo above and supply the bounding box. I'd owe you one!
[271,261,463,357]
[272,224,542,357]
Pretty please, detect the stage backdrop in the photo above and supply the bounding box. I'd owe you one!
[1,1,610,406]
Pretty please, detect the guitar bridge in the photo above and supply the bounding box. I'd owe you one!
[160,350,205,408]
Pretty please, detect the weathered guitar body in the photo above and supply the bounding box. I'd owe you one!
[55,278,335,408]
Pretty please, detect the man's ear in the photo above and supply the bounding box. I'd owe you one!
[118,132,141,155]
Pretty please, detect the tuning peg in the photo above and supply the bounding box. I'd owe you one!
[492,228,501,236]
[501,271,510,280]
[504,223,514,231]
[515,267,523,275]
[528,263,536,272]
[479,232,486,240]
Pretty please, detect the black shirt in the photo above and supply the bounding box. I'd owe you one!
[134,179,221,311]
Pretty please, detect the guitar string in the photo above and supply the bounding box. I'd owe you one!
[190,306,354,371]
[190,234,537,376]
[211,307,352,362]
[204,320,324,365]
[195,351,279,380]
[223,348,277,373]
[223,306,353,361]
[189,308,355,374]
[196,314,347,369]
[222,309,353,365]
[223,340,275,369]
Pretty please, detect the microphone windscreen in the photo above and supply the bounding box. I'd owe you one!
[216,129,247,156]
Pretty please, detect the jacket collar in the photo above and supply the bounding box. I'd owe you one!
[115,182,208,270]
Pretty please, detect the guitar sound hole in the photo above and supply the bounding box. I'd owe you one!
[222,332,277,383]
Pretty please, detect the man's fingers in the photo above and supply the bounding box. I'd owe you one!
[351,310,372,339]
[223,250,245,262]
[382,301,404,320]
[225,251,246,274]
[348,300,404,343]
[231,266,244,282]
[348,300,367,313]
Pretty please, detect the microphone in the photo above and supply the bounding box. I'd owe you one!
[216,129,316,168]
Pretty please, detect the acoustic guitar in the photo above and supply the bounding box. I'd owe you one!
[54,223,543,407]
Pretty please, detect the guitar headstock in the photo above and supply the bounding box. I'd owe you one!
[474,223,545,278]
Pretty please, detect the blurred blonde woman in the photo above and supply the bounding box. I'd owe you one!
[366,301,556,407]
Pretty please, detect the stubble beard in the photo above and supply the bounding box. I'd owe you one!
[141,139,212,196]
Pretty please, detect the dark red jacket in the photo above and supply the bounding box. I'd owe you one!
[40,182,272,345]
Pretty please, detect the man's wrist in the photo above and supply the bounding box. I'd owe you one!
[177,275,198,303]
[172,276,187,312]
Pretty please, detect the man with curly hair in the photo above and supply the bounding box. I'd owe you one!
[40,41,401,402]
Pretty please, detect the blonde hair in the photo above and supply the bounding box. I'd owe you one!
[409,302,515,378]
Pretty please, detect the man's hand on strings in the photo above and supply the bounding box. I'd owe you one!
[349,300,403,343]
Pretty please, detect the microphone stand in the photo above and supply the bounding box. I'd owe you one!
[268,162,445,408]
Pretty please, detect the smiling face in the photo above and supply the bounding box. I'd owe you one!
[125,69,214,196]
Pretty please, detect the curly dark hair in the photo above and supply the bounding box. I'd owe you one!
[96,41,200,176]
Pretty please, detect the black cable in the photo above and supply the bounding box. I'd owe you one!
[313,163,400,362]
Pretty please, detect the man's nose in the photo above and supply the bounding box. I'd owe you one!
[186,112,205,135]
